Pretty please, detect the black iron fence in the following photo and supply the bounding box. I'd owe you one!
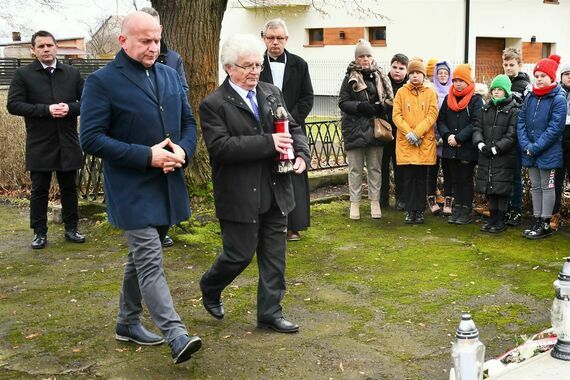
[0,58,111,85]
[77,119,346,201]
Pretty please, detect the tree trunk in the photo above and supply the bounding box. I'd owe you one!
[151,0,228,188]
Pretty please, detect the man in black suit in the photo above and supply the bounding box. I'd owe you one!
[199,34,310,333]
[259,18,314,242]
[7,30,85,249]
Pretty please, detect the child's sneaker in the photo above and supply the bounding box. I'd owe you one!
[427,195,440,214]
[443,197,453,216]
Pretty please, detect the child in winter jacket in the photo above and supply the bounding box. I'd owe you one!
[551,62,570,229]
[427,61,453,215]
[473,75,519,233]
[437,64,484,224]
[393,58,439,224]
[518,55,567,239]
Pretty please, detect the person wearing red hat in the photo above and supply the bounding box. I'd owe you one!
[517,54,568,239]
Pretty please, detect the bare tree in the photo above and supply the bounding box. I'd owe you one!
[84,15,123,58]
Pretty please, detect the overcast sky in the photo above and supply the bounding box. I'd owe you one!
[0,0,152,42]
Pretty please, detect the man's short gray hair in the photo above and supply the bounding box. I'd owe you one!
[140,7,160,21]
[221,34,265,67]
[263,18,288,37]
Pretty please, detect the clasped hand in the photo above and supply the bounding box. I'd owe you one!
[272,132,293,155]
[150,138,186,174]
[49,102,69,118]
[406,131,421,146]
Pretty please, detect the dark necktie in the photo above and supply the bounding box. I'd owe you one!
[247,90,260,121]
[46,66,54,75]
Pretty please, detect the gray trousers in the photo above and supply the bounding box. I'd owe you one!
[528,167,556,218]
[117,226,187,343]
[346,146,383,202]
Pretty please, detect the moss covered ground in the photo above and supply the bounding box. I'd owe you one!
[0,200,567,379]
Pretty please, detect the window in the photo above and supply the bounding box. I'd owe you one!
[308,28,324,46]
[368,26,386,46]
[544,0,559,4]
[542,42,554,58]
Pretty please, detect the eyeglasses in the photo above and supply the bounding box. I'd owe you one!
[234,63,264,72]
[264,36,287,42]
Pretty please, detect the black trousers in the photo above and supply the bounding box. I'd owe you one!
[441,158,452,196]
[200,202,287,321]
[488,194,509,211]
[399,165,428,212]
[30,171,79,234]
[427,157,441,195]
[380,139,403,204]
[553,147,570,213]
[445,159,476,208]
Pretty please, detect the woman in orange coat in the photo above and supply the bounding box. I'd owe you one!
[393,58,439,224]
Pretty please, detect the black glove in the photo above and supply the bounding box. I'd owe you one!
[357,102,376,117]
[373,103,385,117]
[481,145,493,158]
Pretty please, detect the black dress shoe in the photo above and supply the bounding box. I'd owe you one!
[202,295,224,320]
[162,235,174,247]
[257,317,299,333]
[170,334,202,364]
[404,211,414,224]
[115,323,165,345]
[414,211,425,224]
[31,233,47,249]
[64,229,86,243]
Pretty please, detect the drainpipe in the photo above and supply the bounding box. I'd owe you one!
[464,0,470,63]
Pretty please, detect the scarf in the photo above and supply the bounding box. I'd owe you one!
[447,82,475,112]
[532,83,557,97]
[346,60,394,105]
[492,96,507,105]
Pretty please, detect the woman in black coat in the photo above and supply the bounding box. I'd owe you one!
[338,39,393,220]
[473,75,518,233]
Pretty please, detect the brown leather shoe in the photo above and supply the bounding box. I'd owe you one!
[287,230,301,241]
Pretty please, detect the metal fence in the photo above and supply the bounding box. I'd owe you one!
[78,119,346,201]
[0,58,111,85]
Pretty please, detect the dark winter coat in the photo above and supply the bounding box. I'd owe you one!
[199,78,310,224]
[437,93,483,162]
[517,85,567,169]
[473,97,519,195]
[7,59,84,171]
[260,49,314,129]
[561,84,570,150]
[510,71,531,106]
[339,69,390,150]
[385,72,408,136]
[156,38,189,93]
[80,49,196,230]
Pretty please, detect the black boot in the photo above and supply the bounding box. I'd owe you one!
[481,209,496,232]
[522,216,542,238]
[489,210,507,233]
[404,211,415,224]
[455,205,473,225]
[448,206,460,224]
[415,210,425,224]
[525,217,554,239]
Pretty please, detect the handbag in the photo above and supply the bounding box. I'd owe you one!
[374,117,394,142]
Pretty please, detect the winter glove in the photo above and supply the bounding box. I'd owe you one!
[356,102,376,117]
[373,103,385,117]
[478,142,486,152]
[406,131,420,145]
[480,145,493,158]
[491,146,500,155]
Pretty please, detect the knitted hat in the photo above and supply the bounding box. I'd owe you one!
[426,58,438,77]
[354,39,373,59]
[560,62,570,76]
[490,74,512,96]
[435,61,451,75]
[534,54,561,82]
[452,64,473,84]
[407,57,426,76]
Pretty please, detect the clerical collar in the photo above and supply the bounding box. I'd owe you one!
[268,53,286,63]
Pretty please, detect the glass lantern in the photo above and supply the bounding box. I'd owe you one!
[551,257,570,361]
[451,313,485,380]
